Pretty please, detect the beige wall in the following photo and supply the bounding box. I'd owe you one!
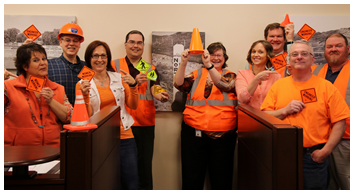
[4,4,349,190]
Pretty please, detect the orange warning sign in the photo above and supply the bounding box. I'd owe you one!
[26,75,46,92]
[297,24,316,41]
[270,54,287,70]
[300,88,317,104]
[283,52,288,59]
[77,66,96,81]
[23,24,42,41]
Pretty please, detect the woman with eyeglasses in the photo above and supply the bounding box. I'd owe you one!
[76,40,140,190]
[236,40,281,109]
[4,43,73,148]
[174,42,237,190]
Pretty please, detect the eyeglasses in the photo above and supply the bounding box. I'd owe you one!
[210,54,224,58]
[61,38,80,44]
[289,51,313,58]
[127,40,144,46]
[92,54,107,59]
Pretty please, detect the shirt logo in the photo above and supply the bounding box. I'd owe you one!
[70,28,78,34]
[300,88,317,104]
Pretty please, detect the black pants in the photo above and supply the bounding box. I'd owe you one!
[131,126,155,190]
[181,121,237,190]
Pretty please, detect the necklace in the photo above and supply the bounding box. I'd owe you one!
[24,89,50,128]
[93,75,108,87]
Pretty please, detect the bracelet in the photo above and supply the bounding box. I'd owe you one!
[287,41,294,44]
[206,64,214,70]
[129,81,138,87]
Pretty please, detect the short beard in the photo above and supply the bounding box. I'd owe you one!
[324,51,348,66]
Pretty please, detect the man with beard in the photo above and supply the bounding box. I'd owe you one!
[312,33,350,190]
[261,40,349,189]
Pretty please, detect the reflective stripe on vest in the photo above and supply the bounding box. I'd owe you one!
[186,68,236,106]
[113,59,153,101]
[313,64,350,106]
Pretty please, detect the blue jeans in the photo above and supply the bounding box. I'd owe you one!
[121,138,140,190]
[303,145,330,190]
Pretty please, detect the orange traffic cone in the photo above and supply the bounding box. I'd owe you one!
[280,14,294,27]
[189,28,204,55]
[63,90,97,131]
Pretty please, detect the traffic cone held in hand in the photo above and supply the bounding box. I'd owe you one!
[63,90,97,131]
[280,14,293,27]
[189,28,204,55]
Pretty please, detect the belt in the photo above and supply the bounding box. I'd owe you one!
[303,143,325,155]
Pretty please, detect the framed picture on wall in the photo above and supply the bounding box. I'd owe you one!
[152,31,206,112]
[4,15,76,69]
[291,15,350,65]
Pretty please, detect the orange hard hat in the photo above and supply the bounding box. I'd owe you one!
[57,22,84,42]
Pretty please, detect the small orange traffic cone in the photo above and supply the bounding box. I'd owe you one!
[63,90,97,131]
[280,14,294,27]
[189,28,204,55]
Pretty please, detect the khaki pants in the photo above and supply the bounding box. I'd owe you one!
[328,139,350,190]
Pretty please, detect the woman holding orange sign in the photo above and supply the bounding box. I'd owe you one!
[4,43,73,149]
[236,40,281,109]
[76,40,140,190]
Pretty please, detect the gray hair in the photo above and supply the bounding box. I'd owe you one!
[289,40,314,54]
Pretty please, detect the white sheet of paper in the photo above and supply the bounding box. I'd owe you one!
[8,160,60,174]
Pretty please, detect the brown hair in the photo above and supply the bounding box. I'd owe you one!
[84,40,114,72]
[207,42,229,68]
[325,33,349,47]
[125,30,145,43]
[246,40,274,68]
[264,22,286,40]
[15,42,47,76]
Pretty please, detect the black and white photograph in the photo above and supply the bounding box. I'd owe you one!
[4,15,76,69]
[152,31,206,112]
[291,15,350,65]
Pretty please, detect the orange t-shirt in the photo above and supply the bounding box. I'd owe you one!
[76,81,138,139]
[261,75,350,147]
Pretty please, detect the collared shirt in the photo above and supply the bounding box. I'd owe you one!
[47,54,86,105]
[325,65,343,84]
[124,56,160,87]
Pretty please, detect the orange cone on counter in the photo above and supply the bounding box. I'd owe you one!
[189,28,204,54]
[63,90,97,131]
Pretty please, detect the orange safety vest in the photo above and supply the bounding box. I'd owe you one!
[183,68,238,131]
[312,60,350,139]
[111,58,156,126]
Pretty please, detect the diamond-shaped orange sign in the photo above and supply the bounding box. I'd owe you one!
[77,66,96,81]
[270,54,287,70]
[297,23,316,41]
[23,24,42,41]
[26,75,46,92]
[300,88,317,104]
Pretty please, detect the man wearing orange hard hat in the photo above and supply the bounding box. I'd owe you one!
[48,22,86,105]
[24,22,86,105]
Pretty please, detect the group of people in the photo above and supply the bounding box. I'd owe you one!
[173,22,350,190]
[4,23,168,190]
[4,20,350,190]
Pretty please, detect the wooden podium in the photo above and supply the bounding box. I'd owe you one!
[4,106,121,190]
[237,105,303,190]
